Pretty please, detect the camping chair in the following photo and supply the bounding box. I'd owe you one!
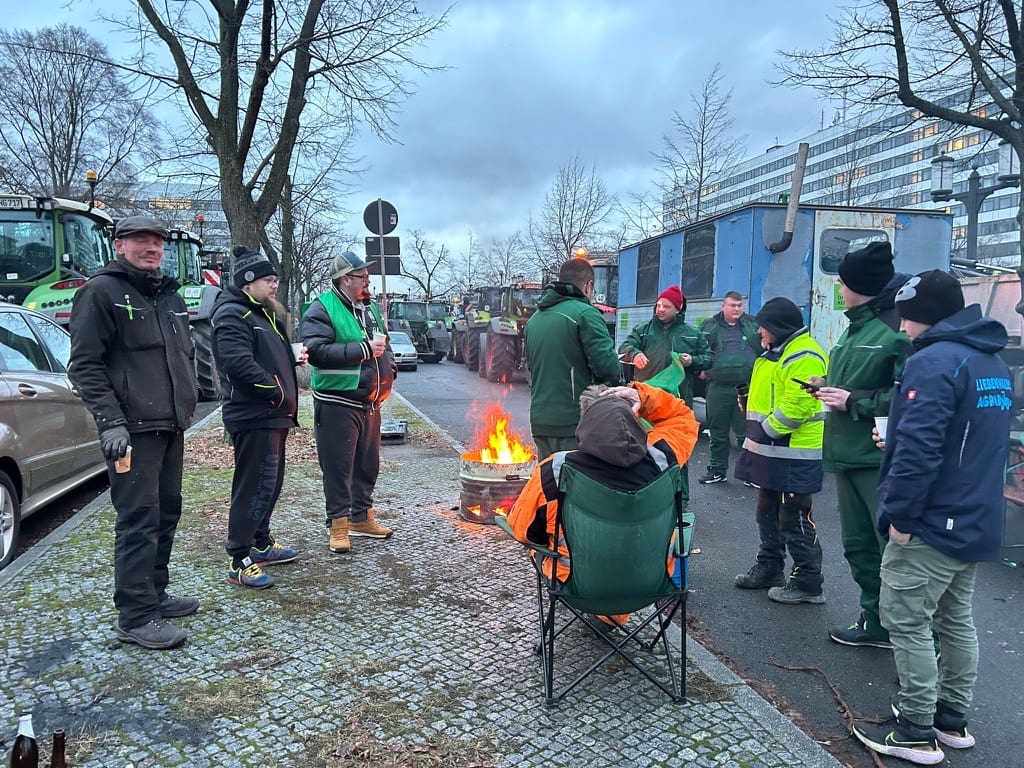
[496,456,694,705]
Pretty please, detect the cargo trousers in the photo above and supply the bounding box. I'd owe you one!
[705,380,746,475]
[754,489,823,593]
[836,468,889,637]
[880,536,979,724]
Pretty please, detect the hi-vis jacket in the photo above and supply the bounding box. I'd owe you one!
[735,329,828,493]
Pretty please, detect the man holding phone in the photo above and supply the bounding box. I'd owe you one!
[811,242,911,649]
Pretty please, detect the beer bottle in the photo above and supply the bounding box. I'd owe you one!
[48,730,67,768]
[9,712,38,768]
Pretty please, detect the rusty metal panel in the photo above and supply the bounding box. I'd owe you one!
[960,274,1024,343]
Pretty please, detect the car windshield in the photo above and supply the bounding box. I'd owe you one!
[389,331,412,344]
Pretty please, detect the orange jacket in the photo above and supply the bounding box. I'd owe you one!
[507,382,698,581]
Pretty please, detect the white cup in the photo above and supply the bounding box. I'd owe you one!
[874,416,889,442]
[373,332,386,345]
[290,342,304,362]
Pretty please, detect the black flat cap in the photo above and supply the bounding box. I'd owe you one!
[115,215,169,240]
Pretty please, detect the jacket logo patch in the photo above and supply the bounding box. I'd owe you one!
[906,390,916,400]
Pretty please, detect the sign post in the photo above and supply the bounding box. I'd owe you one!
[363,199,406,442]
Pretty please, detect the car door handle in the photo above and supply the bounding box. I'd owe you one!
[71,387,82,398]
[18,383,38,398]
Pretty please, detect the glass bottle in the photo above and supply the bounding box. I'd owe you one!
[9,712,38,768]
[48,730,67,768]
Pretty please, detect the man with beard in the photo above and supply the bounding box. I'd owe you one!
[212,246,303,590]
[70,215,198,650]
[301,251,397,555]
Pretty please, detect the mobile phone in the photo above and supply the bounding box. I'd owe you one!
[792,377,820,392]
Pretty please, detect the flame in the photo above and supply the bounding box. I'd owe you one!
[474,404,533,464]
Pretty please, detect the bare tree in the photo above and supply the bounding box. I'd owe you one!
[528,154,615,270]
[481,232,535,285]
[0,24,160,199]
[778,0,1024,306]
[616,192,665,243]
[449,228,484,293]
[402,229,458,299]
[121,0,446,258]
[654,64,746,227]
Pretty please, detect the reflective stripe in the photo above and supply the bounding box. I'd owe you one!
[314,367,363,376]
[648,444,669,472]
[781,347,826,367]
[763,421,785,440]
[741,439,822,460]
[772,409,802,430]
[550,451,567,484]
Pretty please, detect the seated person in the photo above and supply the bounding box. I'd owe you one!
[506,382,699,626]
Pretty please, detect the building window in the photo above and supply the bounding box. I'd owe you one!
[637,241,661,303]
[682,224,714,299]
[820,228,887,274]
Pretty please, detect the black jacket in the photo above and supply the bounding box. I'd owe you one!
[69,260,197,434]
[300,288,396,408]
[212,285,299,433]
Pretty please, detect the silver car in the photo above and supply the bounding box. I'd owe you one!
[0,303,105,570]
[388,330,419,371]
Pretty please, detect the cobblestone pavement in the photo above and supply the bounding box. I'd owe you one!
[1,395,842,768]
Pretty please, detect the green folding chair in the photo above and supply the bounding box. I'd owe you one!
[497,455,693,705]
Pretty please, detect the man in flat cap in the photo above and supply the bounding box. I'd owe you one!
[69,215,198,650]
[300,251,396,556]
[811,241,912,649]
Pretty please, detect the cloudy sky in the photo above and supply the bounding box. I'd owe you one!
[9,0,846,256]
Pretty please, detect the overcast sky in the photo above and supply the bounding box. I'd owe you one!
[9,0,846,256]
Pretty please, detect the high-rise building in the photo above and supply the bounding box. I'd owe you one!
[664,86,1020,265]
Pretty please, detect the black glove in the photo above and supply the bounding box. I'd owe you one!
[99,426,131,461]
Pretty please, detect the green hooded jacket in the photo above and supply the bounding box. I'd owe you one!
[524,282,621,437]
[700,311,762,384]
[619,314,712,405]
[822,296,911,472]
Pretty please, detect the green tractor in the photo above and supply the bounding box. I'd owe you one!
[475,283,544,383]
[450,286,503,370]
[0,193,115,323]
[386,300,451,363]
[161,228,224,400]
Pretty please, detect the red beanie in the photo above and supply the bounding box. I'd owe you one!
[657,285,685,311]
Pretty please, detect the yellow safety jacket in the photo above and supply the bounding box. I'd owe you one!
[735,330,828,493]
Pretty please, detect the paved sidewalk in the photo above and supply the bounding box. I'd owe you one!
[1,394,842,768]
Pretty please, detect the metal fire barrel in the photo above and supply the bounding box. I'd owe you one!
[458,450,536,525]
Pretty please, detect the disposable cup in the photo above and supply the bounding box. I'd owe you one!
[874,416,889,442]
[373,332,386,345]
[115,445,133,474]
[290,342,304,362]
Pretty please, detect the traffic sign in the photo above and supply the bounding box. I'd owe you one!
[369,256,402,276]
[363,199,398,236]
[365,236,401,256]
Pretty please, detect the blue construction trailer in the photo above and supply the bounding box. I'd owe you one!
[615,202,953,351]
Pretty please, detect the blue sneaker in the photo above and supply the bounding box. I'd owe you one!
[250,541,299,566]
[227,557,274,589]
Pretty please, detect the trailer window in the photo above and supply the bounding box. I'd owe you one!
[682,224,714,299]
[820,228,888,274]
[636,241,661,303]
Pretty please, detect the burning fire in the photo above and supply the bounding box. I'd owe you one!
[466,504,509,518]
[474,404,533,464]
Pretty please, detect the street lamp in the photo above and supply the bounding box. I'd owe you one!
[931,141,1021,263]
[85,170,98,210]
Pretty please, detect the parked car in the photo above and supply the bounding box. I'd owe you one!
[388,330,419,371]
[0,303,105,570]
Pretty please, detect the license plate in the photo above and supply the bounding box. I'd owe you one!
[0,196,26,209]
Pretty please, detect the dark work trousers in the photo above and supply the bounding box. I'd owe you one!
[314,398,381,525]
[109,429,185,629]
[754,488,823,593]
[225,427,289,562]
[836,468,888,634]
[706,380,746,474]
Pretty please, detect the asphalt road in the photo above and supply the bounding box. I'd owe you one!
[395,359,1024,767]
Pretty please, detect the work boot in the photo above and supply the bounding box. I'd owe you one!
[329,517,351,553]
[853,714,945,765]
[734,563,785,590]
[768,579,825,605]
[115,619,187,650]
[158,593,200,618]
[349,508,394,539]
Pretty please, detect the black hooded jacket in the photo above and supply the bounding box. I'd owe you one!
[69,259,197,434]
[212,285,299,432]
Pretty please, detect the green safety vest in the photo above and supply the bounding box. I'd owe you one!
[309,290,385,392]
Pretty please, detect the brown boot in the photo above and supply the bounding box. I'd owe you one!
[329,517,350,553]
[348,508,393,539]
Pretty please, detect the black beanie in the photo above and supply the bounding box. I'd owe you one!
[232,245,276,288]
[838,241,895,296]
[895,270,964,326]
[755,297,805,341]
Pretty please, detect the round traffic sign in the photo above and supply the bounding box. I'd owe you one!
[363,199,398,236]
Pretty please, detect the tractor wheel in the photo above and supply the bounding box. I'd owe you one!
[192,320,222,401]
[488,333,516,383]
[450,331,465,363]
[466,329,481,371]
[478,333,489,379]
